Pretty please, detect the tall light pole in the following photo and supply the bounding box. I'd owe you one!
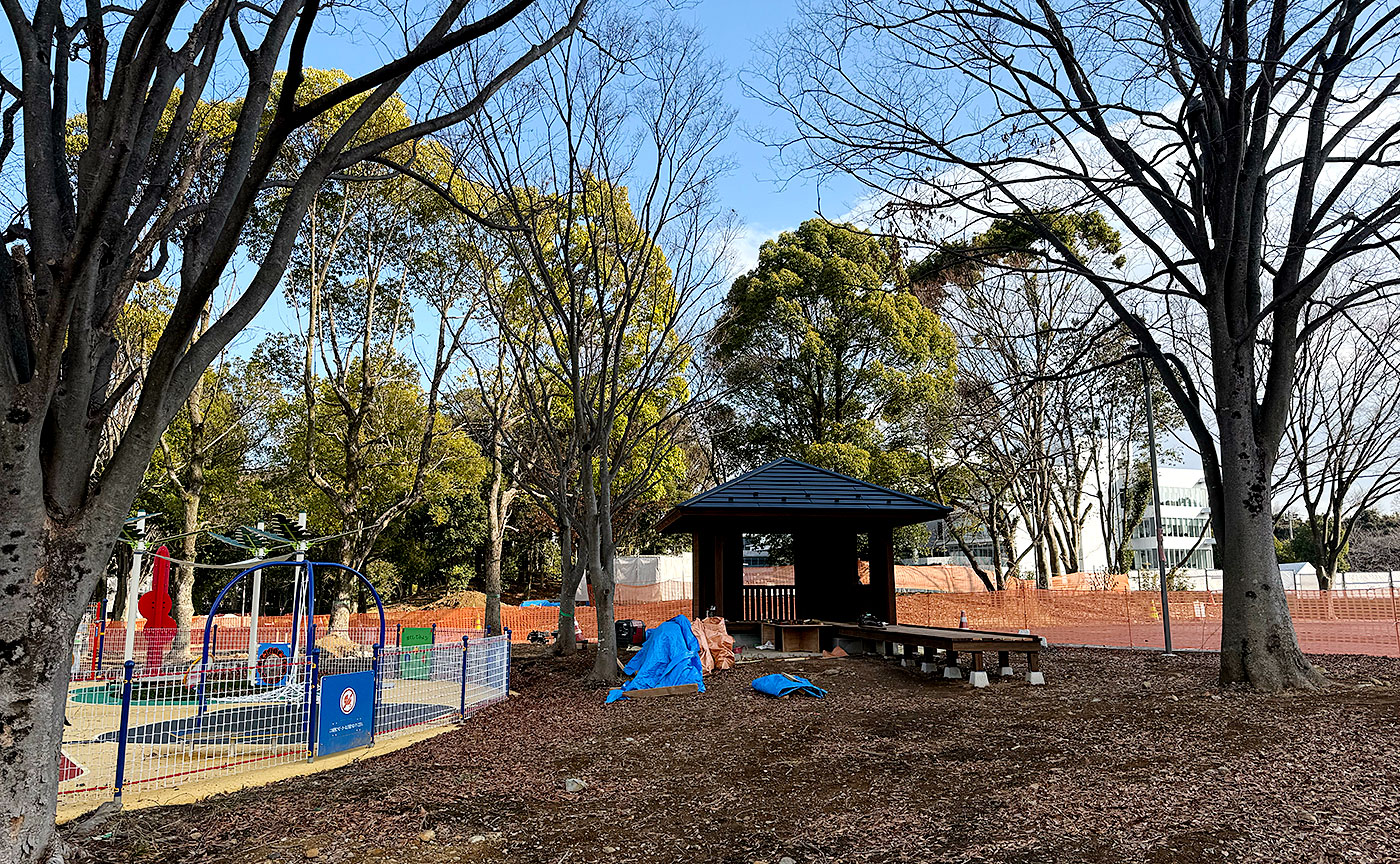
[1128,343,1174,656]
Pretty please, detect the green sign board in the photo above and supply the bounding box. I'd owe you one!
[399,626,433,679]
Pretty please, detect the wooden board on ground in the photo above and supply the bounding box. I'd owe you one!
[624,683,699,699]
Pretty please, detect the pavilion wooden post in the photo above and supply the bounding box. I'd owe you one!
[720,529,743,621]
[692,530,716,620]
[868,525,896,624]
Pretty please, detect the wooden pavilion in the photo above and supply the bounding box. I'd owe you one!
[655,459,952,624]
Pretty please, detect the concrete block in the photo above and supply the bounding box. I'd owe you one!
[919,661,938,673]
[998,666,1015,677]
[943,666,962,680]
[1028,671,1045,686]
[969,670,989,688]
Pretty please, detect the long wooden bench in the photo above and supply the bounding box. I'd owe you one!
[821,621,1045,687]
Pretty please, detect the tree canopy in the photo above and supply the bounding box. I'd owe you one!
[711,218,956,486]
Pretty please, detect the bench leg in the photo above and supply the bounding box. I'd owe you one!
[943,649,962,679]
[1026,651,1044,685]
[998,650,1013,676]
[969,651,988,688]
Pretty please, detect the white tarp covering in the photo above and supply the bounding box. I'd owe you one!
[575,553,693,603]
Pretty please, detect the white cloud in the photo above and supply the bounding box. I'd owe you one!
[726,223,787,281]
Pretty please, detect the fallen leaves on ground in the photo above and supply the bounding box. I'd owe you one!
[73,647,1400,864]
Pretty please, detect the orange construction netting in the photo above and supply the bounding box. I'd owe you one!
[91,586,1400,658]
[894,583,1400,657]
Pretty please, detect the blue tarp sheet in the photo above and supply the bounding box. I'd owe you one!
[752,673,827,698]
[606,614,705,703]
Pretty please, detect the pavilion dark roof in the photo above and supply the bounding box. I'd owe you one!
[656,458,951,533]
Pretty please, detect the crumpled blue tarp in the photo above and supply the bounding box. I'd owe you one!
[752,673,827,698]
[606,614,705,703]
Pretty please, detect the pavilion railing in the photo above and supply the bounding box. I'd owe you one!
[742,585,797,622]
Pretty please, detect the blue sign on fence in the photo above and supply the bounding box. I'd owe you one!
[317,670,374,756]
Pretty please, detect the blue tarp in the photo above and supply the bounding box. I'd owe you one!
[606,614,705,703]
[751,673,827,698]
[520,600,557,607]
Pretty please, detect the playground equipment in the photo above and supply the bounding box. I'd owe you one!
[57,510,511,810]
[196,558,387,711]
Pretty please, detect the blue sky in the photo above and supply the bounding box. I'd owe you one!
[683,0,868,266]
[218,0,864,352]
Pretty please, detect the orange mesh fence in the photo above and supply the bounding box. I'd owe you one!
[94,588,1400,660]
[185,601,695,645]
[897,585,1400,656]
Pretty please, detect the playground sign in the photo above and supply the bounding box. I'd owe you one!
[317,670,374,756]
[399,627,433,680]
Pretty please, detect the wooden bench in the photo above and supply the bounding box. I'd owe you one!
[821,621,1044,687]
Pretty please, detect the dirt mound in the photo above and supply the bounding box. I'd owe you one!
[387,590,507,611]
[424,590,491,609]
[315,633,366,658]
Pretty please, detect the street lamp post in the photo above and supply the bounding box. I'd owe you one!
[1129,343,1175,656]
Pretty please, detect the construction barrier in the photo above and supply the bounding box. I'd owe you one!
[894,585,1400,657]
[79,587,1400,678]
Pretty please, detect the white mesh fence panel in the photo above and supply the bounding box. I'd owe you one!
[116,657,316,795]
[59,625,511,806]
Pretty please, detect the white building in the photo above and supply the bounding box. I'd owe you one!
[921,465,1215,579]
[1129,467,1216,572]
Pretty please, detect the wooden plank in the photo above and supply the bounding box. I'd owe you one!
[823,620,1042,653]
[623,682,699,699]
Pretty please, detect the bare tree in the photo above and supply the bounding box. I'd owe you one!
[916,214,1149,586]
[1277,303,1400,588]
[153,303,269,661]
[751,0,1400,689]
[273,166,481,631]
[0,0,585,856]
[438,5,734,679]
[462,340,530,636]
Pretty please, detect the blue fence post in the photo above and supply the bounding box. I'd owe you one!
[211,622,219,656]
[307,647,321,761]
[430,622,437,644]
[113,660,134,802]
[504,628,512,698]
[370,643,382,745]
[459,636,470,717]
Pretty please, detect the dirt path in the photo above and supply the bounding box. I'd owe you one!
[73,647,1400,864]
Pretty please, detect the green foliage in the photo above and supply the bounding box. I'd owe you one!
[376,488,489,596]
[1276,519,1349,574]
[711,219,957,486]
[256,346,489,600]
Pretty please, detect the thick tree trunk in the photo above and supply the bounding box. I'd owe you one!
[327,535,363,636]
[484,450,511,636]
[589,503,619,682]
[329,554,358,636]
[485,516,505,636]
[0,481,114,863]
[1215,388,1324,691]
[555,523,582,654]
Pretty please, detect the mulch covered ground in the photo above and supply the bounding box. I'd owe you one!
[73,646,1400,864]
